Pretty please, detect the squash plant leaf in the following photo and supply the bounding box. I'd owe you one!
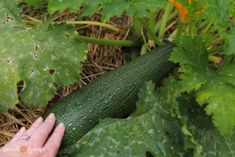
[22,0,45,6]
[179,98,235,157]
[132,81,157,116]
[173,0,234,27]
[170,36,235,136]
[48,0,166,21]
[193,125,235,156]
[0,1,87,111]
[73,115,183,157]
[66,81,184,157]
[224,27,235,55]
[0,62,20,112]
[205,0,234,27]
[170,36,209,92]
[0,0,21,24]
[101,0,129,22]
[0,24,87,110]
[0,0,21,111]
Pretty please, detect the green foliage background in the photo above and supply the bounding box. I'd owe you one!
[1,0,235,156]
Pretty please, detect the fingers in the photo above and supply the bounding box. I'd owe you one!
[44,123,65,157]
[30,113,56,147]
[10,117,43,144]
[9,127,26,143]
[6,114,65,157]
[24,117,43,136]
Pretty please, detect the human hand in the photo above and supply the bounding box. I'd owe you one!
[0,113,65,157]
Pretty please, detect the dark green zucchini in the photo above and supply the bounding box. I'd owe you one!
[44,43,175,148]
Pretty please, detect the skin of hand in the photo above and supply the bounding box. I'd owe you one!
[0,113,65,157]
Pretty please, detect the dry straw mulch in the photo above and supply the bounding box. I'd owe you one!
[0,5,131,146]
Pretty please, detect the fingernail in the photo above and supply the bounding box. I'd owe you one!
[20,127,26,132]
[48,113,55,120]
[36,117,43,122]
[57,122,65,129]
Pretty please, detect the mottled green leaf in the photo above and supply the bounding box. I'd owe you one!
[219,57,235,84]
[0,0,20,24]
[195,128,235,157]
[0,62,20,112]
[170,36,209,92]
[73,115,183,157]
[48,0,166,21]
[170,36,235,136]
[224,28,235,55]
[101,0,129,22]
[0,0,87,111]
[196,83,235,135]
[22,0,44,6]
[205,0,233,27]
[179,98,235,157]
[196,58,235,135]
[128,0,166,17]
[48,0,83,13]
[0,3,87,111]
[82,4,99,17]
[157,78,184,117]
[0,0,21,111]
[133,81,157,116]
[176,0,234,27]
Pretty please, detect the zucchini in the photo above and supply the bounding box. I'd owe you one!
[44,43,175,148]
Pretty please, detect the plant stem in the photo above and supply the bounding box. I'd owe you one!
[142,20,163,46]
[66,21,120,32]
[132,16,143,37]
[141,25,151,51]
[159,3,174,38]
[140,45,148,55]
[154,10,177,33]
[19,17,120,33]
[165,21,177,33]
[199,20,208,29]
[207,36,223,46]
[208,55,223,65]
[202,21,214,33]
[205,33,221,49]
[168,10,178,22]
[168,28,178,41]
[75,35,136,47]
[149,12,157,33]
[21,16,42,26]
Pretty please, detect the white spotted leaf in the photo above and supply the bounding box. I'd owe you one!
[48,0,166,22]
[0,1,88,111]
